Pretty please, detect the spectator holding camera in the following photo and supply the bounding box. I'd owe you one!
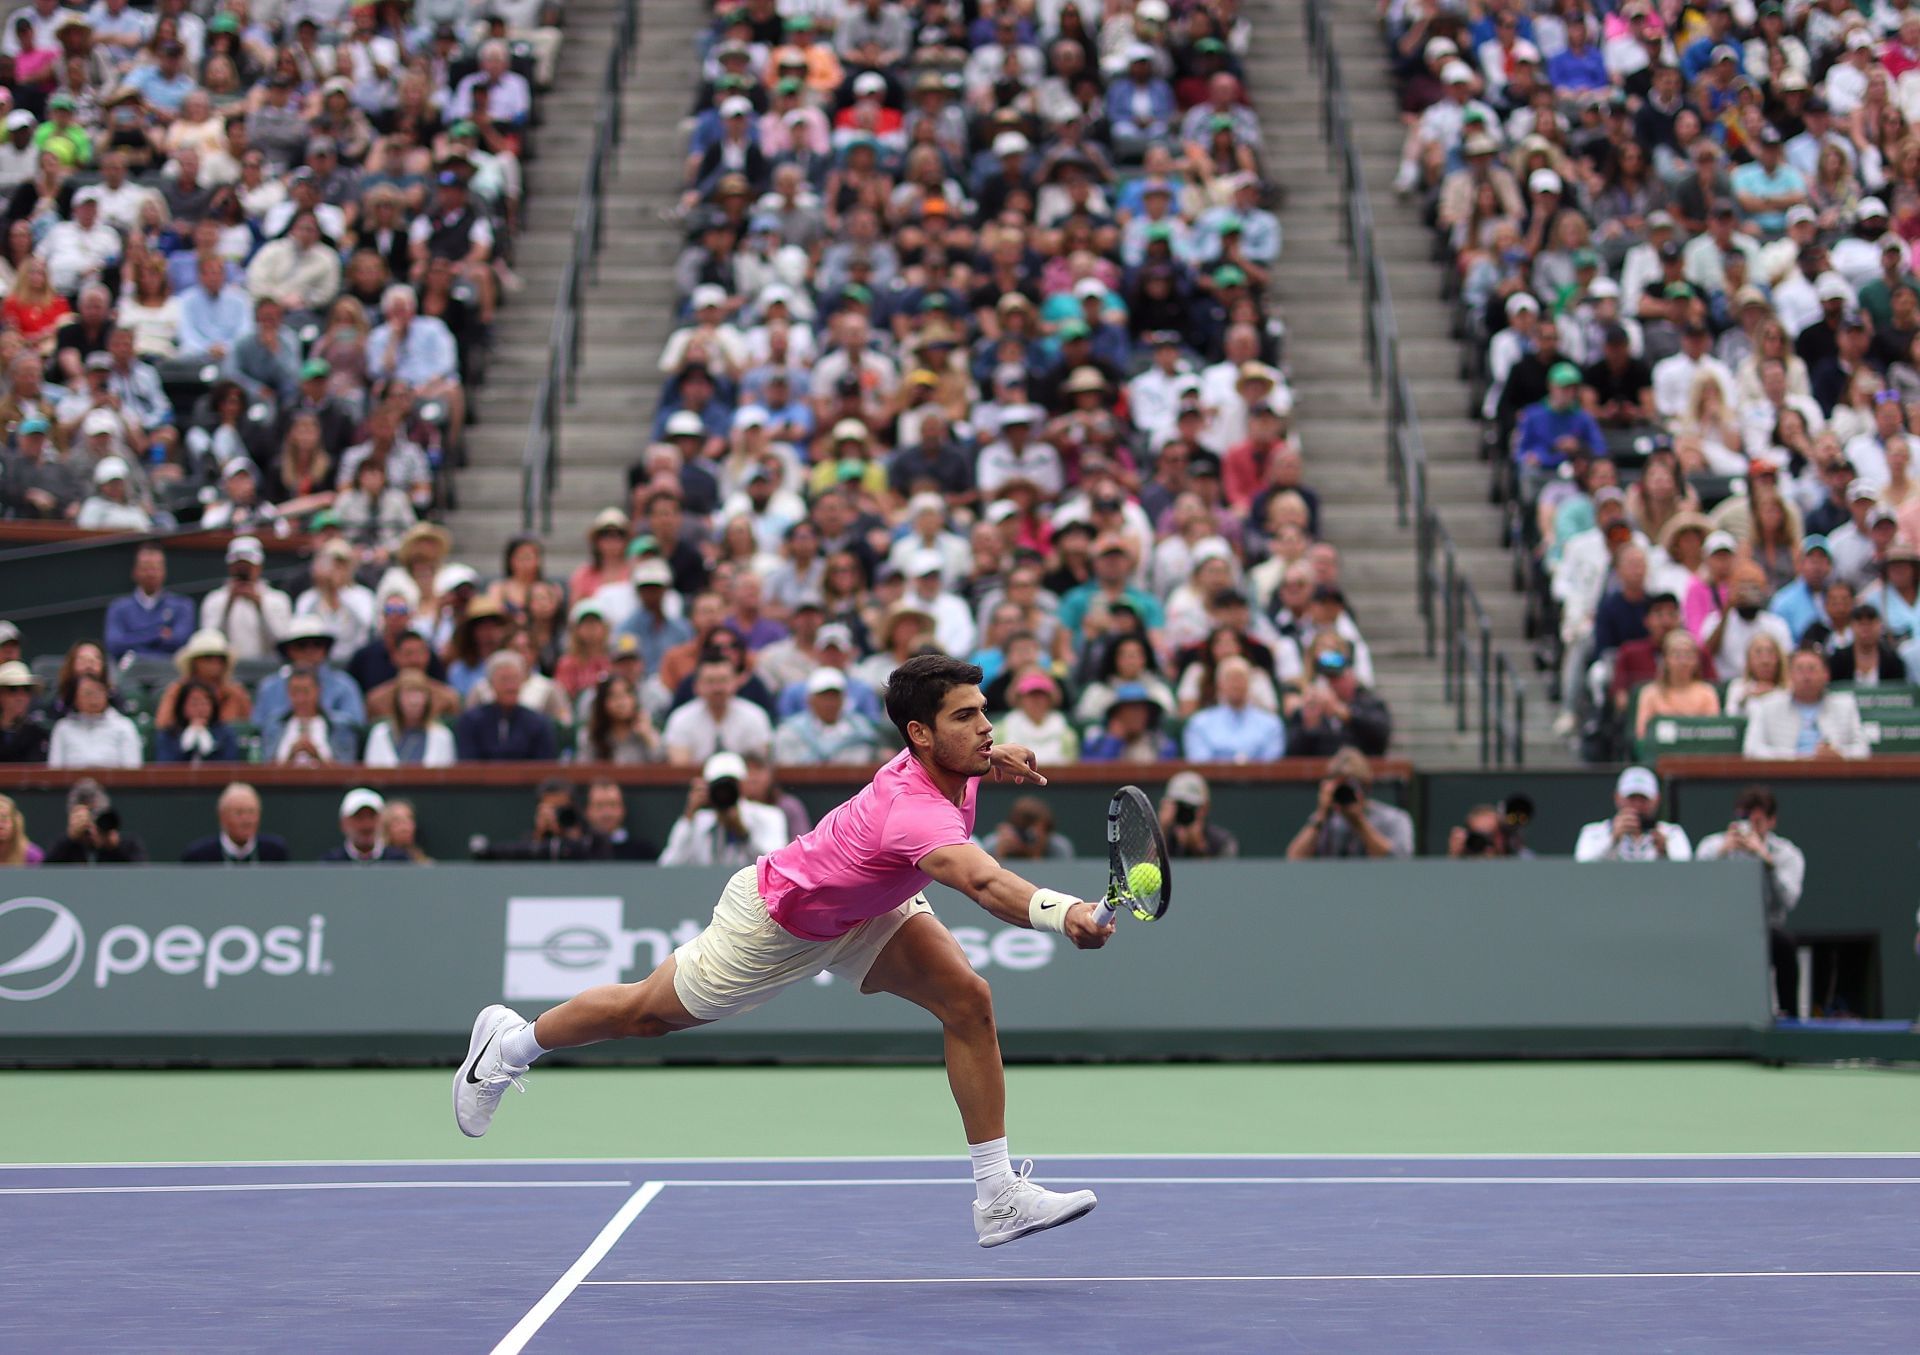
[1286,749,1413,859]
[979,795,1075,863]
[1161,771,1239,859]
[470,780,608,862]
[200,536,293,662]
[1448,804,1505,859]
[659,752,790,867]
[1283,643,1392,757]
[1574,766,1692,862]
[1695,786,1806,1016]
[43,778,146,864]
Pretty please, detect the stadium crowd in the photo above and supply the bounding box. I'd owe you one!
[1385,0,1920,762]
[0,0,1422,812]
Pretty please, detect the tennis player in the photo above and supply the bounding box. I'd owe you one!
[454,655,1116,1247]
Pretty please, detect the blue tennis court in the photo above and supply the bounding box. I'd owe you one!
[5,1154,1917,1353]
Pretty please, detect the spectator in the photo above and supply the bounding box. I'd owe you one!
[157,629,253,731]
[42,778,146,864]
[1573,766,1693,862]
[1160,770,1239,859]
[255,618,367,750]
[472,781,612,863]
[1514,362,1606,500]
[266,667,354,765]
[979,794,1074,862]
[179,783,290,864]
[1634,630,1723,742]
[1703,561,1794,679]
[364,673,458,769]
[1182,655,1285,762]
[200,536,292,662]
[997,669,1078,765]
[0,660,49,762]
[741,752,812,840]
[1283,646,1392,758]
[1284,748,1413,859]
[577,673,663,765]
[773,668,882,766]
[47,672,141,768]
[153,681,242,764]
[582,780,656,862]
[294,541,377,663]
[1446,803,1531,860]
[659,752,790,867]
[322,788,412,863]
[1696,786,1807,1016]
[1829,603,1909,685]
[662,652,774,765]
[75,456,151,531]
[0,415,79,519]
[0,792,39,866]
[1080,683,1177,763]
[453,651,558,762]
[1742,646,1870,760]
[103,544,193,662]
[382,799,433,865]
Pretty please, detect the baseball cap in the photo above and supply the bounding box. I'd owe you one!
[4,110,35,132]
[220,456,258,480]
[1166,770,1210,806]
[854,71,886,96]
[16,414,48,436]
[816,622,854,651]
[992,132,1030,157]
[340,788,385,818]
[630,558,673,587]
[1615,766,1659,800]
[1441,60,1475,84]
[1847,478,1881,502]
[832,417,869,443]
[909,547,945,577]
[664,410,705,438]
[92,456,130,485]
[435,562,480,593]
[1704,530,1737,555]
[82,409,121,438]
[805,668,848,696]
[1548,362,1583,387]
[690,283,729,310]
[1816,273,1854,302]
[1528,169,1563,195]
[1860,196,1891,219]
[226,535,266,564]
[1506,293,1540,317]
[1801,533,1833,557]
[719,96,753,118]
[703,751,748,784]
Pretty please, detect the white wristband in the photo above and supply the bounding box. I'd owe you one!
[1027,888,1077,934]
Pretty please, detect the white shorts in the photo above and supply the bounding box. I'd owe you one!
[670,865,932,1022]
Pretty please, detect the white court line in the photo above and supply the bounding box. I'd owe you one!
[653,1176,1920,1188]
[0,1180,632,1197]
[5,1151,1920,1169]
[490,1181,664,1355]
[576,1270,1920,1288]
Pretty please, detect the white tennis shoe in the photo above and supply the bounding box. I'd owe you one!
[453,1004,531,1138]
[973,1161,1097,1248]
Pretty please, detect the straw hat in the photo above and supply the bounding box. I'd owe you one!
[1657,510,1715,553]
[174,628,232,676]
[396,522,453,566]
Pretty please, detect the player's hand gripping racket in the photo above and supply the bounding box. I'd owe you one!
[1093,785,1172,927]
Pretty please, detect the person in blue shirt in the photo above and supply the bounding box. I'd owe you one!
[1514,362,1605,500]
[104,544,195,661]
[1767,536,1835,641]
[1730,128,1808,238]
[1105,45,1176,165]
[124,39,198,114]
[254,619,367,751]
[1080,683,1177,762]
[176,253,254,363]
[1545,13,1610,93]
[1059,537,1166,641]
[1182,656,1286,762]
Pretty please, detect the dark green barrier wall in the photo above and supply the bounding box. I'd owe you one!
[0,860,1767,1065]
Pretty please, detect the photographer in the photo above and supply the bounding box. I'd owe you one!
[1160,770,1239,859]
[979,795,1076,862]
[43,778,148,864]
[659,752,789,867]
[1446,798,1535,859]
[1695,787,1805,1016]
[470,779,605,862]
[1573,766,1692,862]
[1285,749,1412,860]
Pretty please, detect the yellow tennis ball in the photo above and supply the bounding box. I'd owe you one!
[1126,863,1161,898]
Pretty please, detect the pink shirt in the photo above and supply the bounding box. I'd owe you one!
[759,749,977,941]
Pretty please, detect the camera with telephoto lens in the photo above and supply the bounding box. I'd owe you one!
[1330,780,1360,808]
[1174,802,1198,826]
[1461,829,1493,856]
[708,776,742,811]
[554,803,581,833]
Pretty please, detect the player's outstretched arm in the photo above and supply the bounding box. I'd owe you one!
[986,744,1049,785]
[920,843,1113,950]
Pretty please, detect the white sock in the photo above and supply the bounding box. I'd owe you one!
[500,1020,547,1068]
[969,1137,1014,1206]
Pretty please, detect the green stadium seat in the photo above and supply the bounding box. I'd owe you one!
[1637,714,1748,759]
[1833,684,1920,713]
[1863,707,1920,755]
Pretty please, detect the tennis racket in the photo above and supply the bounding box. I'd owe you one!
[1092,785,1172,927]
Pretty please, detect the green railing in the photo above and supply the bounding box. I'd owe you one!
[1303,0,1526,766]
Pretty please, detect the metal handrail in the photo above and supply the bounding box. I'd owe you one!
[522,0,639,533]
[1304,0,1525,766]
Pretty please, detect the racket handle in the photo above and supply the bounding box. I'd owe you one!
[1092,901,1116,927]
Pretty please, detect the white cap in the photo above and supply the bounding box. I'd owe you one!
[1816,272,1854,302]
[226,535,265,564]
[1847,478,1881,502]
[1848,28,1876,49]
[1703,530,1737,555]
[702,751,748,783]
[71,185,102,207]
[1125,42,1158,64]
[1510,39,1542,63]
[631,557,673,587]
[1074,277,1107,300]
[91,455,129,485]
[1587,278,1621,299]
[1134,0,1169,23]
[280,615,332,646]
[1615,766,1659,800]
[1424,37,1457,61]
[733,406,769,432]
[854,71,886,95]
[719,96,753,118]
[832,417,869,442]
[992,131,1030,157]
[906,491,946,517]
[220,456,258,480]
[690,283,729,310]
[1529,168,1563,195]
[806,667,848,696]
[1784,204,1817,227]
[1191,539,1233,566]
[665,410,706,437]
[983,499,1019,524]
[340,788,385,818]
[1506,293,1540,316]
[1441,60,1475,84]
[909,547,946,577]
[435,562,480,592]
[4,110,34,131]
[82,409,121,438]
[1859,196,1890,219]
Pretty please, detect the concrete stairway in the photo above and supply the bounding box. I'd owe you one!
[445,0,700,565]
[1263,0,1564,764]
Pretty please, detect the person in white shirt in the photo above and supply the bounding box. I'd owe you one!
[658,752,791,866]
[1694,785,1807,1014]
[974,407,1063,497]
[199,535,293,661]
[1651,324,1737,419]
[1126,332,1196,445]
[75,456,153,531]
[36,189,121,296]
[293,540,376,662]
[47,672,144,768]
[902,549,977,656]
[1740,646,1870,759]
[772,668,882,766]
[1573,765,1693,861]
[885,494,971,586]
[661,654,773,765]
[1703,560,1796,676]
[1196,325,1266,454]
